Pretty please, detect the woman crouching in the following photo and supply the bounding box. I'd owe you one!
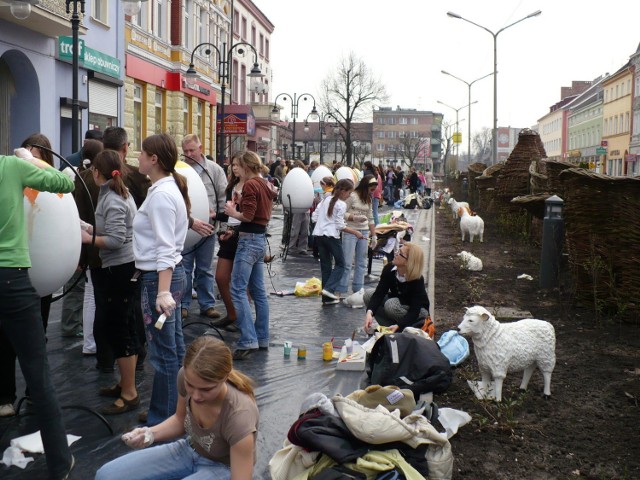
[95,336,258,480]
[363,242,430,333]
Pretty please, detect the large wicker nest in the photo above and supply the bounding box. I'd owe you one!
[496,129,545,200]
[542,159,575,196]
[476,163,504,190]
[529,160,549,194]
[510,193,552,219]
[559,168,640,314]
[468,162,487,174]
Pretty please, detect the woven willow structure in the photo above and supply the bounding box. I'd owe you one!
[467,162,487,207]
[476,163,504,212]
[495,129,545,202]
[559,168,640,315]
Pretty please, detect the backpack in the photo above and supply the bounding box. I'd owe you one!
[365,332,453,396]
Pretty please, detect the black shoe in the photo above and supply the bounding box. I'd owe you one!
[223,322,240,333]
[210,316,233,328]
[232,348,258,360]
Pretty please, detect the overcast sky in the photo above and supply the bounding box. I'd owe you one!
[258,0,639,151]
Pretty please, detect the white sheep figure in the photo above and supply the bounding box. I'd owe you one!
[457,251,483,271]
[447,197,469,220]
[459,207,484,243]
[458,305,556,401]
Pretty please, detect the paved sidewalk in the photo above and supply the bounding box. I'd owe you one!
[0,203,434,479]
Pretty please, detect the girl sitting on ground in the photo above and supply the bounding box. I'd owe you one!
[96,336,259,480]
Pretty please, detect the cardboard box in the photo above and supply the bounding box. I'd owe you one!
[336,344,366,371]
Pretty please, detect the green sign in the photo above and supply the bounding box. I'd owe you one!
[596,147,607,155]
[58,36,121,79]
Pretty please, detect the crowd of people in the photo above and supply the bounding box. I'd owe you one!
[0,133,432,479]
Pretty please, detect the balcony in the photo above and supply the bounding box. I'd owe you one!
[0,0,86,38]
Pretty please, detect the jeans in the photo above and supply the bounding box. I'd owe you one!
[372,197,380,225]
[338,230,369,294]
[181,234,216,312]
[315,235,345,294]
[231,233,269,350]
[288,212,310,252]
[140,263,186,426]
[60,270,84,336]
[95,438,231,480]
[0,268,72,479]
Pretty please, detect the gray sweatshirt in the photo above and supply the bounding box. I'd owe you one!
[95,182,137,268]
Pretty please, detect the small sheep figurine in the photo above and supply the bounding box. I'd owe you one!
[447,197,469,220]
[458,305,556,401]
[459,207,484,243]
[457,251,483,271]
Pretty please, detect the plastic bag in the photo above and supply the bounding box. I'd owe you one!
[294,277,322,297]
[437,330,470,366]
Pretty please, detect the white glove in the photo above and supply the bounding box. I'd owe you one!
[121,427,154,449]
[13,147,34,159]
[156,291,176,317]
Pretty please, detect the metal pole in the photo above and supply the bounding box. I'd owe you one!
[217,43,227,166]
[291,94,297,159]
[319,121,324,164]
[468,84,472,163]
[492,33,498,165]
[68,0,83,153]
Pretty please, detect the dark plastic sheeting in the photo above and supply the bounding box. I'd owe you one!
[0,206,423,479]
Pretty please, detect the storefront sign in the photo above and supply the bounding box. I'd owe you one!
[217,112,256,136]
[58,37,121,79]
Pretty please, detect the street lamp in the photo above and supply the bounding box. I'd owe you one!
[304,112,339,164]
[437,100,477,161]
[447,9,541,164]
[271,93,318,161]
[441,70,493,163]
[186,42,265,165]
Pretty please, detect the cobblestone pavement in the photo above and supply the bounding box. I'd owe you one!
[0,203,432,479]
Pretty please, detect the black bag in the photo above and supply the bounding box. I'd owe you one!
[366,332,453,396]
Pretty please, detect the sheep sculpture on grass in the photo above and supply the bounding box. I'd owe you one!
[458,207,484,243]
[458,305,556,402]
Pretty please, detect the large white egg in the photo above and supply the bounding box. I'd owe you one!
[280,167,314,213]
[335,166,359,186]
[310,165,333,189]
[24,188,81,297]
[176,160,210,249]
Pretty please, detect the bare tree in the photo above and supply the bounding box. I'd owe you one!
[319,52,388,166]
[472,127,492,164]
[440,121,455,177]
[397,135,429,169]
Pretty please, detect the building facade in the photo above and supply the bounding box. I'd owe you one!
[1,1,124,160]
[628,42,640,176]
[601,62,634,176]
[372,107,442,172]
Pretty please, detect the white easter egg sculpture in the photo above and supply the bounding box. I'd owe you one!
[280,167,314,213]
[310,165,333,189]
[24,188,81,297]
[336,166,359,186]
[175,160,210,249]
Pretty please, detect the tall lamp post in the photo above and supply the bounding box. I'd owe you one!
[186,42,265,165]
[441,70,493,164]
[447,9,541,164]
[437,100,477,161]
[304,112,339,164]
[271,93,317,161]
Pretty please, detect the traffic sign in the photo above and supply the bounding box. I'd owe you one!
[596,147,607,155]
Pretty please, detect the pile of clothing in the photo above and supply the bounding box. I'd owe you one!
[269,387,453,480]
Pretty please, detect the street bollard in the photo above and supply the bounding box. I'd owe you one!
[540,195,564,289]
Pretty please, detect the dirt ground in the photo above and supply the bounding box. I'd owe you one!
[432,204,640,480]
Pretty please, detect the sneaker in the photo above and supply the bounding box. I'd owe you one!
[322,299,340,305]
[223,322,240,333]
[0,403,16,417]
[232,348,259,360]
[200,307,222,319]
[321,289,337,300]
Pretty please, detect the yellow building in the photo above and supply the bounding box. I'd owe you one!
[601,62,634,176]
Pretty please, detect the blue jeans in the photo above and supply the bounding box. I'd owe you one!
[315,235,345,294]
[0,268,72,479]
[231,233,269,350]
[95,438,231,480]
[372,197,380,225]
[181,234,216,312]
[338,230,369,294]
[140,263,186,426]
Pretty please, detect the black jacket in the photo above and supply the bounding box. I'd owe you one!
[367,264,430,329]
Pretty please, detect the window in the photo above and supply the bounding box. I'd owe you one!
[399,117,407,125]
[388,117,396,125]
[153,0,166,40]
[376,144,384,152]
[621,82,625,97]
[377,117,385,124]
[232,59,238,103]
[183,96,191,135]
[635,75,640,98]
[376,131,385,138]
[92,0,108,24]
[196,101,204,139]
[259,33,264,56]
[399,131,406,138]
[615,85,619,99]
[240,64,246,104]
[133,0,148,28]
[265,39,270,60]
[233,9,239,34]
[154,90,164,134]
[625,112,629,132]
[133,83,143,150]
[241,16,247,40]
[182,2,190,49]
[251,26,256,48]
[199,9,206,46]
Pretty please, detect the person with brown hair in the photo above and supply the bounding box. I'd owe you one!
[95,336,258,479]
[133,133,190,425]
[80,150,139,415]
[223,150,277,360]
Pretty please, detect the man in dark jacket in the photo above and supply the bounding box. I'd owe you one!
[64,129,103,169]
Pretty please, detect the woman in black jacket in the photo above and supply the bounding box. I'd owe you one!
[363,242,430,333]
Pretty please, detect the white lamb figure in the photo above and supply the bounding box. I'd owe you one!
[457,251,483,271]
[459,207,484,243]
[458,305,556,402]
[447,198,469,220]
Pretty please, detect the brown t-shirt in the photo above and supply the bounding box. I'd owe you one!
[177,368,259,466]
